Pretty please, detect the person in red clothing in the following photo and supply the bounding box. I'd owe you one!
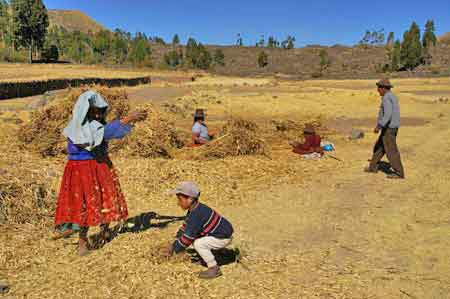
[54,91,147,256]
[291,124,323,156]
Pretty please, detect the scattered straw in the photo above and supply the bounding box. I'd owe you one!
[118,103,185,158]
[188,118,268,160]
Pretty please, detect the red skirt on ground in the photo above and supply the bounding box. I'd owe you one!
[54,160,128,227]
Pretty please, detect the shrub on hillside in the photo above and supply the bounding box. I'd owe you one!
[213,49,225,66]
[163,49,183,68]
[258,51,268,68]
[41,45,59,62]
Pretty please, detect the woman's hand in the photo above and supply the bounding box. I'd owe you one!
[121,110,148,125]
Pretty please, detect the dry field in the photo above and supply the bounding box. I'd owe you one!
[1,74,450,299]
[0,63,197,83]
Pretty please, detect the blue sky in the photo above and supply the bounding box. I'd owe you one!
[44,0,450,46]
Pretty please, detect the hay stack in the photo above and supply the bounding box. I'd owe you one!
[0,167,54,224]
[120,104,185,158]
[193,118,267,159]
[18,87,130,157]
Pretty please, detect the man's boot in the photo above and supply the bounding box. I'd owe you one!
[387,173,404,179]
[198,265,222,279]
[364,166,378,173]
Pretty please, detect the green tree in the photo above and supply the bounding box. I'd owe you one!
[112,31,129,64]
[386,32,395,48]
[422,19,437,48]
[184,38,213,69]
[92,30,112,61]
[196,43,212,69]
[213,49,225,66]
[153,36,165,45]
[319,49,330,73]
[400,22,423,70]
[185,37,199,67]
[41,44,59,62]
[65,31,95,63]
[359,29,385,47]
[281,36,295,49]
[67,31,91,63]
[0,0,8,42]
[11,0,49,63]
[256,35,265,47]
[130,37,151,66]
[163,49,183,68]
[172,34,180,45]
[391,40,401,71]
[258,51,268,68]
[267,36,279,48]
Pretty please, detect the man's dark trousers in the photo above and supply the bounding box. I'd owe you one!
[369,128,405,178]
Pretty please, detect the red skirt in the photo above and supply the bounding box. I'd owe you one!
[54,160,128,227]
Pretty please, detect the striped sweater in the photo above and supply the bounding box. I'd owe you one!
[173,202,233,253]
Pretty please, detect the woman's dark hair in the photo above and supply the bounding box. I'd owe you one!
[193,116,205,125]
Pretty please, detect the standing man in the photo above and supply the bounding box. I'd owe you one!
[365,79,405,179]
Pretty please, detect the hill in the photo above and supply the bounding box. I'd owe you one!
[45,9,450,78]
[440,32,450,44]
[151,43,450,78]
[48,9,106,33]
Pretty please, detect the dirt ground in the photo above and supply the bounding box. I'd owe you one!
[1,75,450,299]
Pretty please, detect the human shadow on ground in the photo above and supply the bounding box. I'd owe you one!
[88,212,239,266]
[186,247,240,267]
[89,211,185,250]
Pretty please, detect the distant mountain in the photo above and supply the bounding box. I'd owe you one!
[48,9,106,33]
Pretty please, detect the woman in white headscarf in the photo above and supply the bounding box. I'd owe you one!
[54,90,147,256]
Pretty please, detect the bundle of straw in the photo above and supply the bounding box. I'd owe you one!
[192,118,268,160]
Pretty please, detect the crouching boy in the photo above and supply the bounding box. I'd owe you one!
[165,181,234,279]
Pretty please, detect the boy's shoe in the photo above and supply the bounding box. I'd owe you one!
[198,266,222,279]
[0,283,9,294]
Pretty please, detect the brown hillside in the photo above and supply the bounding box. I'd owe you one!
[48,9,106,33]
[151,43,450,78]
[440,32,450,44]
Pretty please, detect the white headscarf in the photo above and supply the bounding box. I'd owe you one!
[63,91,109,151]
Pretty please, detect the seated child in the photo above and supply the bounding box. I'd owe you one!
[164,181,233,279]
[291,124,324,156]
[192,109,215,145]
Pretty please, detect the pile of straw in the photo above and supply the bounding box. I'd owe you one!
[0,127,57,224]
[193,118,267,159]
[18,87,130,157]
[119,104,185,158]
[0,164,54,224]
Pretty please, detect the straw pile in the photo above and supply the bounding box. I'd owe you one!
[0,171,53,224]
[118,103,185,158]
[0,129,56,224]
[18,86,130,157]
[191,118,268,160]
